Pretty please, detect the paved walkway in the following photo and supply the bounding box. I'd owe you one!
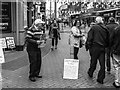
[2,26,115,89]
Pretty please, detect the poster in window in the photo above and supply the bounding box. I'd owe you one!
[0,2,11,33]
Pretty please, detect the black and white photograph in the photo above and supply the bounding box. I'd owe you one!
[0,0,120,90]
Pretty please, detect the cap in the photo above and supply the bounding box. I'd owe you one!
[34,19,45,25]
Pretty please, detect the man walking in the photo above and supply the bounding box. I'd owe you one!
[85,16,109,84]
[106,17,118,74]
[110,22,120,88]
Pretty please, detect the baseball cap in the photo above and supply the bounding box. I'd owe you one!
[34,19,45,25]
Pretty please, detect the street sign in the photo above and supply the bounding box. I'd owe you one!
[63,59,79,79]
[0,45,5,63]
[0,38,7,48]
[6,37,15,49]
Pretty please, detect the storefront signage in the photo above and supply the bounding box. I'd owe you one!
[116,11,120,17]
[0,2,11,33]
[63,59,79,79]
[0,38,7,48]
[6,37,15,49]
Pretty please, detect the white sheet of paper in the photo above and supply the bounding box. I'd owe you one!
[63,59,79,79]
[0,45,5,63]
[0,38,7,48]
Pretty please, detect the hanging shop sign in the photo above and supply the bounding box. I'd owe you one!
[0,2,11,33]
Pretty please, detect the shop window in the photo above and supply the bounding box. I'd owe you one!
[0,2,11,33]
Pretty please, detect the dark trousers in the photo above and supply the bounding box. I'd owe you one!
[74,47,79,59]
[52,37,58,46]
[106,48,111,71]
[88,46,105,81]
[27,50,42,78]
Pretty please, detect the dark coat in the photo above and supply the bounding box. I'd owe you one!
[106,22,118,37]
[85,23,109,50]
[111,25,120,55]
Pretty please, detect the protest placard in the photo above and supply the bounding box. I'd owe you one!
[63,59,79,79]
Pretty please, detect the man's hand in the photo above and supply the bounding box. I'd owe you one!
[37,40,43,45]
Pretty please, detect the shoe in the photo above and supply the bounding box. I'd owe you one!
[87,72,93,78]
[35,75,42,78]
[106,71,111,74]
[113,82,120,88]
[55,46,57,49]
[51,47,54,51]
[97,79,103,84]
[29,77,36,82]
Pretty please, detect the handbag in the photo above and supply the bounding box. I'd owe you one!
[79,38,83,48]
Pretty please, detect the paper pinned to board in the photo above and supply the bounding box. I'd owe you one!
[63,59,79,79]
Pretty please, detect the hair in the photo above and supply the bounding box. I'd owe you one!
[95,16,103,23]
[108,17,115,23]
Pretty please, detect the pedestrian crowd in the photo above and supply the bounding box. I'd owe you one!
[25,16,120,88]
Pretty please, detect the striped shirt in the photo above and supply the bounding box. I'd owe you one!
[26,28,44,51]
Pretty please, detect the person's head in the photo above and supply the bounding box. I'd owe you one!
[33,19,45,30]
[95,16,104,24]
[73,20,79,27]
[108,17,115,23]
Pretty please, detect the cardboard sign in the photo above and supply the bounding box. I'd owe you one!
[6,37,15,49]
[0,38,7,48]
[0,45,5,63]
[63,59,79,79]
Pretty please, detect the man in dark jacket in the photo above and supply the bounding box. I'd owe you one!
[106,17,118,74]
[26,19,45,82]
[110,24,120,88]
[85,16,109,84]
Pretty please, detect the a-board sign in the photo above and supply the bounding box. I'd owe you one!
[0,38,7,48]
[63,59,79,79]
[6,37,15,49]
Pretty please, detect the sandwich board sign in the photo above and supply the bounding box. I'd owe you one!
[63,59,79,79]
[6,37,15,49]
[0,45,5,63]
[0,38,7,48]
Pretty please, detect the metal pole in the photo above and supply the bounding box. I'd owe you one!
[50,0,51,19]
[54,0,57,19]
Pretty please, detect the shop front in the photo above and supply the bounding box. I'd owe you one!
[0,1,27,51]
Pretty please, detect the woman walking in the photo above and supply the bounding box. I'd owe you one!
[50,19,61,50]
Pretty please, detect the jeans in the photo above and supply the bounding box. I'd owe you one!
[52,37,58,47]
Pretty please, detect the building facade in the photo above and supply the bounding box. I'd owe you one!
[0,0,35,51]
